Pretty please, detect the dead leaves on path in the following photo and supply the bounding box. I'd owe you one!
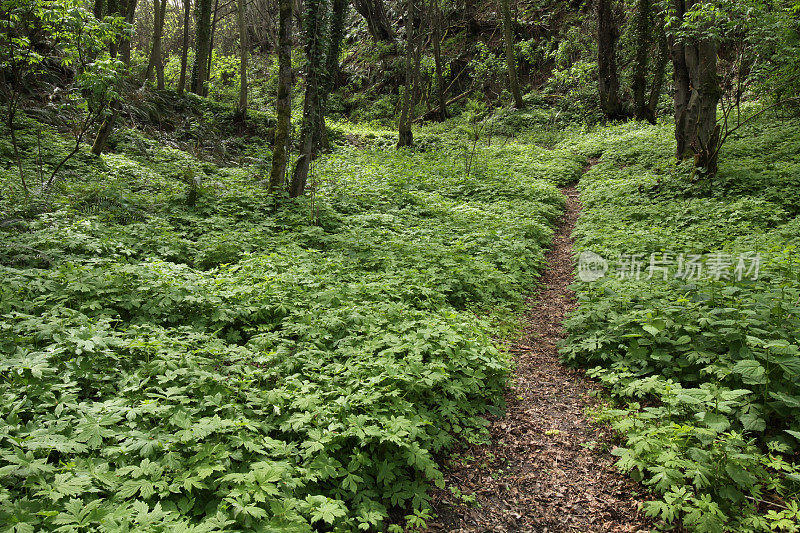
[427,187,651,533]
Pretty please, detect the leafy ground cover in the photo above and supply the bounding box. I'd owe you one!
[6,92,800,532]
[427,186,652,532]
[561,113,800,532]
[0,109,570,531]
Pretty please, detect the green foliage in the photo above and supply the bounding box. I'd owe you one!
[0,0,128,108]
[665,0,800,110]
[467,42,506,85]
[205,52,242,102]
[0,114,565,530]
[561,113,800,532]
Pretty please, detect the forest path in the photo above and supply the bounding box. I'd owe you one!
[426,185,651,532]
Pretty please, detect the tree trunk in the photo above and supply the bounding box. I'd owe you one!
[92,0,126,156]
[290,130,313,198]
[431,0,448,120]
[118,0,139,65]
[596,0,622,119]
[236,0,248,120]
[397,0,415,147]
[411,0,424,104]
[464,0,479,36]
[352,0,395,43]
[91,105,117,156]
[501,0,523,108]
[326,0,347,93]
[646,24,669,122]
[207,0,220,85]
[290,0,328,197]
[108,0,120,56]
[191,0,213,95]
[632,0,649,121]
[178,0,191,94]
[672,12,690,155]
[317,0,348,151]
[145,0,159,80]
[155,0,166,89]
[269,0,292,192]
[632,0,667,124]
[145,0,167,89]
[93,0,127,155]
[94,0,104,18]
[671,0,721,176]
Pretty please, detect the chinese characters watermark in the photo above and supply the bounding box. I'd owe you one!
[577,250,761,282]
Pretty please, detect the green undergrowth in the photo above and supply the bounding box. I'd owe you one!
[22,88,276,168]
[561,114,800,532]
[0,111,567,531]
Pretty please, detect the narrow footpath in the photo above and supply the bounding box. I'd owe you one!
[427,186,651,532]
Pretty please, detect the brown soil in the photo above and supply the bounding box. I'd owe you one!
[425,185,652,533]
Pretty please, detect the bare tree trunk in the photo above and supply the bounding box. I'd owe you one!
[290,0,328,197]
[632,0,649,121]
[207,0,220,85]
[596,0,622,119]
[91,104,117,155]
[191,0,213,95]
[178,0,191,94]
[501,0,523,108]
[94,0,104,18]
[236,0,248,120]
[108,0,120,56]
[671,0,721,176]
[290,106,314,198]
[145,0,158,80]
[154,0,166,89]
[119,0,139,66]
[431,0,448,120]
[646,24,669,122]
[269,0,292,192]
[673,12,690,155]
[145,0,167,89]
[352,0,395,43]
[397,0,415,147]
[631,0,667,124]
[110,0,138,64]
[411,0,424,103]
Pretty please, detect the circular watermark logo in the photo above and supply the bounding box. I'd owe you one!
[577,250,608,282]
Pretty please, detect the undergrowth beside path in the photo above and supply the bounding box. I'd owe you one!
[428,185,651,533]
[562,115,800,532]
[4,99,800,532]
[0,112,572,531]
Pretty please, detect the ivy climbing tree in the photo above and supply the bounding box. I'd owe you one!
[289,0,330,197]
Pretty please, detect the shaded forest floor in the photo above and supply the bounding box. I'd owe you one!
[5,96,800,531]
[0,105,580,531]
[427,185,651,532]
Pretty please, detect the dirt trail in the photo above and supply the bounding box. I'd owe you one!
[426,186,651,532]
